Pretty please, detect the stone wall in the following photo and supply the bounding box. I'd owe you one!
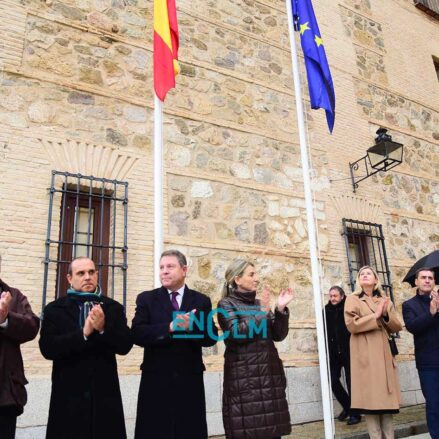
[165,116,329,188]
[0,0,438,356]
[354,80,439,141]
[24,15,151,99]
[168,175,327,249]
[0,0,438,433]
[340,6,384,51]
[387,216,439,261]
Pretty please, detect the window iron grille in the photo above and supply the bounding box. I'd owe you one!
[414,0,439,19]
[42,171,128,310]
[342,219,394,303]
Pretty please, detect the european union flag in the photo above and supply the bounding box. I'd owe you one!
[291,0,335,133]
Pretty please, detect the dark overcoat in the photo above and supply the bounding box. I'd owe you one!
[39,295,132,439]
[324,296,350,364]
[0,280,40,414]
[218,292,291,439]
[132,286,217,439]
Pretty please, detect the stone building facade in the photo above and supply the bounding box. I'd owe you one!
[0,0,438,436]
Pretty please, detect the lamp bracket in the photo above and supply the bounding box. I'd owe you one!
[349,155,380,193]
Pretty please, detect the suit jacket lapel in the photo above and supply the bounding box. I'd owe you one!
[156,285,195,314]
[180,286,195,313]
[157,286,175,315]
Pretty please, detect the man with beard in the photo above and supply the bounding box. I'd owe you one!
[325,286,360,425]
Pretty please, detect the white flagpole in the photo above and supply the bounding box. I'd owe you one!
[285,1,334,437]
[154,94,164,288]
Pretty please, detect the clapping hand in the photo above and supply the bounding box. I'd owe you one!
[171,309,197,332]
[0,291,12,324]
[90,304,105,333]
[276,288,294,312]
[83,313,94,337]
[83,304,105,337]
[375,297,389,319]
[430,291,439,316]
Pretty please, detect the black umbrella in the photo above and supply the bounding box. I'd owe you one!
[403,250,439,287]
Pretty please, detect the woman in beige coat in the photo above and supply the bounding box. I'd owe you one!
[344,266,402,439]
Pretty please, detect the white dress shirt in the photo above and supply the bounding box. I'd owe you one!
[167,285,185,308]
[168,285,185,332]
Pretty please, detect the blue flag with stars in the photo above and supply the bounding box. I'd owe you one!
[292,0,335,132]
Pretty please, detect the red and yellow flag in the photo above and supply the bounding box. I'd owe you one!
[154,0,179,101]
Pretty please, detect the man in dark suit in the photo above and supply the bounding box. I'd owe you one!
[402,267,439,439]
[324,286,360,426]
[132,249,217,439]
[39,257,132,439]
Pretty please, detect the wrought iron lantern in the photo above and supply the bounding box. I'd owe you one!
[349,128,403,192]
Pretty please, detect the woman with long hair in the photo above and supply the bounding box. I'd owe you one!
[218,259,294,439]
[344,266,402,439]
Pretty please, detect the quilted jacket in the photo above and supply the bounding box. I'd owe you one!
[218,291,291,439]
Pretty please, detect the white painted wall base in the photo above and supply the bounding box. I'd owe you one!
[16,361,424,438]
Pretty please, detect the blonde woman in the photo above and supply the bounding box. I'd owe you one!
[344,266,402,439]
[218,259,294,439]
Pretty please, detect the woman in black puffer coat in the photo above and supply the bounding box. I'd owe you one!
[218,259,294,439]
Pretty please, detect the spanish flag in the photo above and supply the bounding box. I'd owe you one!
[154,0,179,101]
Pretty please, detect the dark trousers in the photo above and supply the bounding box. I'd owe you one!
[135,371,207,439]
[330,354,351,413]
[0,406,18,439]
[418,368,439,439]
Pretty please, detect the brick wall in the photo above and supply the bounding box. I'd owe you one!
[0,0,437,381]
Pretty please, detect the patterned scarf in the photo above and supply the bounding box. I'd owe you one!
[67,286,102,329]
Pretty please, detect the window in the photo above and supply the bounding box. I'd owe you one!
[342,219,394,302]
[414,0,439,19]
[56,190,111,298]
[43,171,128,308]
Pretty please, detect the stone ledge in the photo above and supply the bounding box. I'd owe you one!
[2,67,303,146]
[14,362,425,438]
[341,421,428,439]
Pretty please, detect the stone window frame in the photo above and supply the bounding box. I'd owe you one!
[42,171,129,309]
[341,218,395,303]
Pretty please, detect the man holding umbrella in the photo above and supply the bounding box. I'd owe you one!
[402,265,439,439]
